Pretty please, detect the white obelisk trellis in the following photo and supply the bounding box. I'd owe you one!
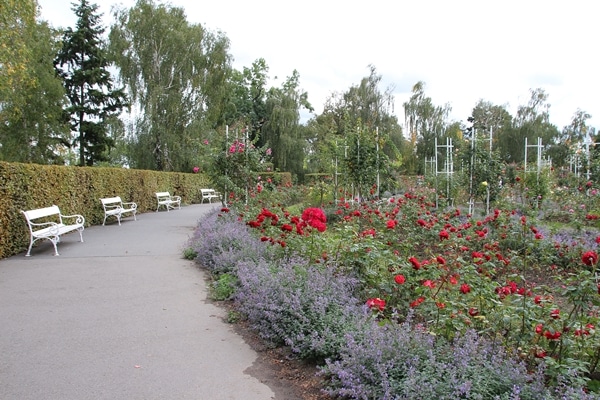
[434,137,454,209]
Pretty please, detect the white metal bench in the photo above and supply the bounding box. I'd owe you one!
[100,196,137,226]
[200,188,221,204]
[21,205,85,256]
[155,192,181,212]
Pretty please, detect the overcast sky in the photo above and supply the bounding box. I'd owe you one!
[37,0,599,132]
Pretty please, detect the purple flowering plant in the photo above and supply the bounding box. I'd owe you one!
[189,176,600,396]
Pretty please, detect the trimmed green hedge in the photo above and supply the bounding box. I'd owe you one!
[0,161,212,259]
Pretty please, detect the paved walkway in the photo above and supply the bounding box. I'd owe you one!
[0,204,276,400]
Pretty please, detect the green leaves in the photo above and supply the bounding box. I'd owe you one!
[55,0,127,166]
[109,0,230,171]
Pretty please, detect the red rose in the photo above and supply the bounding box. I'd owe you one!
[544,330,561,340]
[366,297,386,311]
[423,280,435,288]
[460,283,471,294]
[582,251,598,266]
[409,257,421,270]
[301,207,327,232]
[394,275,406,285]
[409,296,425,308]
[535,350,546,358]
[535,324,544,335]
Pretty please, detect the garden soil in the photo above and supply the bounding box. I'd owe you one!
[0,204,329,400]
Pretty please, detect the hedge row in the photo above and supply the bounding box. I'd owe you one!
[0,161,210,259]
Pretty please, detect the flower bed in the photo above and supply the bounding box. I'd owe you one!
[188,184,600,399]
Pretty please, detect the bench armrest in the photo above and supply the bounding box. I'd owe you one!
[122,202,137,209]
[173,196,181,201]
[60,213,85,225]
[27,221,61,236]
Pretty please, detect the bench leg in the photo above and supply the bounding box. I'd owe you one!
[25,237,59,256]
[48,236,60,256]
[51,240,60,256]
[25,240,34,257]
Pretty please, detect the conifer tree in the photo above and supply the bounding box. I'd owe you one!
[55,0,127,166]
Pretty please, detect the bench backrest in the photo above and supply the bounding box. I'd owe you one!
[22,205,61,222]
[101,196,122,206]
[156,192,172,200]
[201,189,215,195]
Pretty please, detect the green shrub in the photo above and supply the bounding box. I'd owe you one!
[211,273,237,301]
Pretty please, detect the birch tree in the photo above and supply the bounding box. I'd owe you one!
[109,0,231,171]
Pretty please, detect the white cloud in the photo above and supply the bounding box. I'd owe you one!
[38,0,599,130]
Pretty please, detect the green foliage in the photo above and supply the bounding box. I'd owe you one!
[55,0,127,166]
[225,310,241,324]
[182,247,197,260]
[204,132,272,203]
[261,70,313,177]
[222,58,269,130]
[305,174,335,206]
[211,273,237,301]
[403,81,451,174]
[109,0,230,171]
[459,145,504,203]
[193,182,600,396]
[345,127,384,200]
[517,169,551,209]
[0,0,37,116]
[304,66,405,186]
[0,161,206,258]
[0,9,70,164]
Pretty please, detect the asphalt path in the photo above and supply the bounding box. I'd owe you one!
[0,204,276,400]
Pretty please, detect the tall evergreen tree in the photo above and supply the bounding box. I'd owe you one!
[55,0,127,166]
